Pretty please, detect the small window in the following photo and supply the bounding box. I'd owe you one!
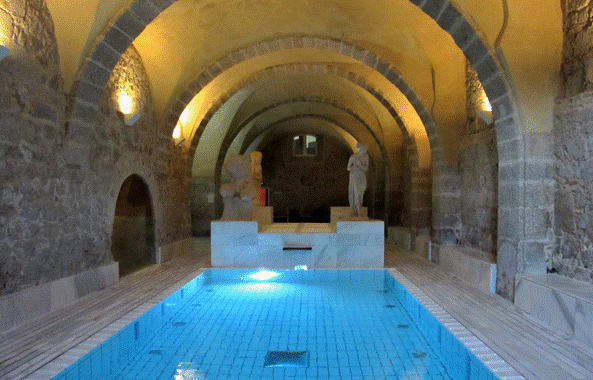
[293,135,317,156]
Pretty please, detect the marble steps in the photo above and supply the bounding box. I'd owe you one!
[386,245,593,380]
[0,253,210,380]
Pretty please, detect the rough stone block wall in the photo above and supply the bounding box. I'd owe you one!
[103,46,191,247]
[553,92,593,282]
[562,0,593,98]
[0,2,191,296]
[0,0,76,295]
[459,128,498,255]
[458,63,498,255]
[191,176,215,236]
[260,135,351,220]
[432,163,460,245]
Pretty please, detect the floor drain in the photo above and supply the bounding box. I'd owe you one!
[376,289,389,293]
[397,324,409,328]
[413,351,427,358]
[385,304,396,308]
[192,303,202,307]
[173,321,187,326]
[264,351,309,368]
[148,349,163,355]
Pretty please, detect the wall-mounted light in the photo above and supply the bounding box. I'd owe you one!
[173,106,192,146]
[118,91,133,114]
[477,90,493,124]
[0,45,9,61]
[117,91,141,126]
[173,123,185,146]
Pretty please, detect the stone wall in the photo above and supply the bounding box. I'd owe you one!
[260,135,351,221]
[553,92,593,282]
[0,2,191,296]
[458,63,498,255]
[191,176,215,236]
[0,0,70,295]
[562,0,593,98]
[459,128,498,254]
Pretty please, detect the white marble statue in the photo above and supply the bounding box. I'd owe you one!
[219,154,257,221]
[347,143,369,218]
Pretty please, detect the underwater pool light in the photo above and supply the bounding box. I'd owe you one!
[250,269,280,281]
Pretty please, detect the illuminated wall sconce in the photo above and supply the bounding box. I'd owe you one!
[117,91,141,126]
[0,45,9,61]
[477,91,493,124]
[173,123,185,146]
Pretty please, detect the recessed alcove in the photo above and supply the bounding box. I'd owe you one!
[111,175,155,277]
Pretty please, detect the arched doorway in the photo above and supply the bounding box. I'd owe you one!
[111,175,155,277]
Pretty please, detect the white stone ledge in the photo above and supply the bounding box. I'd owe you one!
[211,221,384,269]
[438,244,497,293]
[156,237,196,264]
[515,273,593,348]
[0,263,119,332]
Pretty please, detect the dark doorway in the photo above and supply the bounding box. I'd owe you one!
[111,175,155,277]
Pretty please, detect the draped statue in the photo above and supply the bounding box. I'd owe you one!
[347,143,369,218]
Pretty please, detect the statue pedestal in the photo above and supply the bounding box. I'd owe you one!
[330,206,367,223]
[253,206,273,226]
[211,220,384,268]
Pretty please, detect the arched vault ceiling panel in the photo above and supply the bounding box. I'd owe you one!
[229,72,380,126]
[180,60,431,167]
[133,1,472,114]
[191,87,253,177]
[228,73,408,166]
[46,0,129,89]
[245,120,358,156]
[237,102,403,154]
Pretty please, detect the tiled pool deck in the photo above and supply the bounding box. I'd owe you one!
[1,238,593,380]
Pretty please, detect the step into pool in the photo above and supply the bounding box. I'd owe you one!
[48,269,522,379]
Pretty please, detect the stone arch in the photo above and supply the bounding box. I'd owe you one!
[408,0,535,299]
[111,174,156,276]
[64,0,530,298]
[213,99,393,222]
[163,37,439,166]
[182,62,429,228]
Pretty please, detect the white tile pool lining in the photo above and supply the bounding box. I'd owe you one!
[24,268,525,380]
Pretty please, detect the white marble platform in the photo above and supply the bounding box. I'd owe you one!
[253,206,273,225]
[157,237,196,264]
[515,273,593,347]
[438,244,497,293]
[211,221,384,269]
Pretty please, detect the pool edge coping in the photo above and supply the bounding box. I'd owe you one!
[386,268,526,380]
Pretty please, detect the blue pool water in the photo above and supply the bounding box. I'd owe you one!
[51,269,500,380]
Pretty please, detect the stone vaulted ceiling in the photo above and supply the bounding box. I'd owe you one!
[42,0,562,177]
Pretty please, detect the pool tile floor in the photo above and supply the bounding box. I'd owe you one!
[1,238,592,380]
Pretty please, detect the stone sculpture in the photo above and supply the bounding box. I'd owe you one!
[347,143,369,218]
[219,154,258,221]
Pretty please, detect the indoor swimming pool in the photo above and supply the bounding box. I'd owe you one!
[49,269,514,380]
